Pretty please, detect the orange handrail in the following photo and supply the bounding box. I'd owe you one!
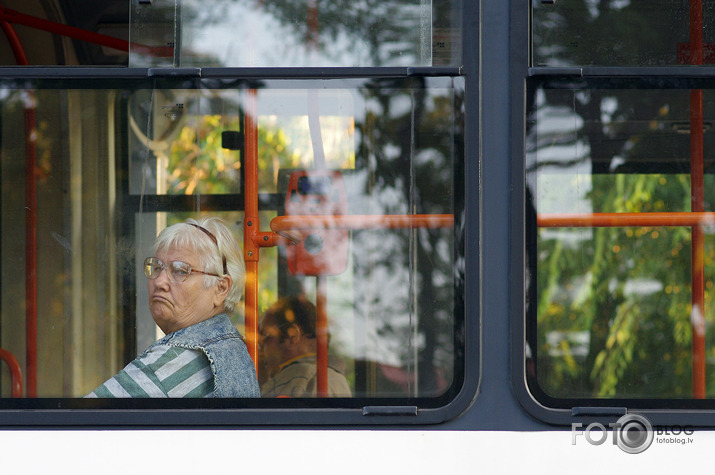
[0,348,23,398]
[270,214,455,242]
[537,212,715,228]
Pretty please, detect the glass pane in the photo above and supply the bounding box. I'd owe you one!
[0,1,461,67]
[532,0,715,67]
[129,87,356,196]
[129,0,177,67]
[0,3,132,66]
[0,76,463,404]
[254,90,356,193]
[527,82,715,402]
[0,88,126,397]
[130,0,463,67]
[128,87,243,195]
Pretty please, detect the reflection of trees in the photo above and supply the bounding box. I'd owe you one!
[259,0,425,65]
[534,171,696,397]
[530,1,715,398]
[185,0,444,66]
[168,115,241,194]
[160,78,461,397]
[532,0,691,67]
[351,78,461,396]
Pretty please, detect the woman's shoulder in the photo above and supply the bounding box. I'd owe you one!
[137,344,214,397]
[138,344,208,370]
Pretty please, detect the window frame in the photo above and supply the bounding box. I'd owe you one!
[0,65,476,427]
[514,0,715,425]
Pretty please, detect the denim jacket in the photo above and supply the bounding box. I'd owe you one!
[149,313,260,397]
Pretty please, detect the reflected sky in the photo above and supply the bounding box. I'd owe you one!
[130,0,458,67]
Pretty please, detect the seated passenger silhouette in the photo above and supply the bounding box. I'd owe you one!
[258,295,351,397]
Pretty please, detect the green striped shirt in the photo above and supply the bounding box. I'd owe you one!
[86,345,214,398]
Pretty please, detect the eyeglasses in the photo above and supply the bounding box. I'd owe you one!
[144,257,221,284]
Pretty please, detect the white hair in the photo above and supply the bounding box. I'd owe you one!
[153,216,245,313]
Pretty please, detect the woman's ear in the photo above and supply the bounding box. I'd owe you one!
[213,275,232,306]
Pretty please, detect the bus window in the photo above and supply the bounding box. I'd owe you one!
[0,2,462,68]
[127,88,244,196]
[129,0,463,68]
[532,0,706,67]
[526,81,715,405]
[128,88,354,196]
[0,75,465,414]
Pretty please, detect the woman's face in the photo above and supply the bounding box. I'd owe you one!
[148,244,227,334]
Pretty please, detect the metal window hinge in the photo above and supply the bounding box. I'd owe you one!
[147,67,201,78]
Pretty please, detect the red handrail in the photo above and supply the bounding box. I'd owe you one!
[0,349,23,398]
[0,5,173,57]
[0,5,127,52]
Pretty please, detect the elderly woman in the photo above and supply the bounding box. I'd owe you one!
[87,217,259,398]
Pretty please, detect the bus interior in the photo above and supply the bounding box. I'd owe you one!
[0,0,466,414]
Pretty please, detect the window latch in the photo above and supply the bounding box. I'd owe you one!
[362,406,418,417]
[571,407,627,417]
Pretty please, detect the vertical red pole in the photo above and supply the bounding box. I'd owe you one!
[316,276,329,397]
[306,0,319,49]
[305,0,328,394]
[691,90,706,399]
[689,0,706,399]
[244,89,259,369]
[1,19,34,397]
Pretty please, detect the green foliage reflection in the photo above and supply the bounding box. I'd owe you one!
[536,173,715,398]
